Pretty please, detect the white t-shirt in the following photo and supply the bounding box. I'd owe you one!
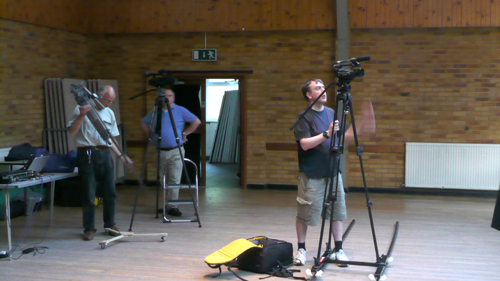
[67,105,119,147]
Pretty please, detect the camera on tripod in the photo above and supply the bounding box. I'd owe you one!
[336,68,365,81]
[145,70,178,88]
[333,56,370,92]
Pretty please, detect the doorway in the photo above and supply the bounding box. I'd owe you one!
[176,75,245,189]
[205,79,240,188]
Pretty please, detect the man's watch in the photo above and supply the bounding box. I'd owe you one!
[322,131,329,139]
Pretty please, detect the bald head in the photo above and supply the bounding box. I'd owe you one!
[97,85,116,108]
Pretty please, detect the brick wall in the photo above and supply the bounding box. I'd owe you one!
[86,31,338,183]
[347,28,500,188]
[2,18,500,189]
[85,27,500,188]
[0,19,88,148]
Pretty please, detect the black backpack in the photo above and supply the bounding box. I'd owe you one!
[235,236,293,273]
[206,236,296,281]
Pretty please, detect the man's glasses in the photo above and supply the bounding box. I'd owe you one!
[100,95,114,104]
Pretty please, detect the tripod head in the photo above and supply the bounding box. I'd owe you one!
[128,70,178,102]
[143,70,180,106]
[334,56,370,93]
[144,69,178,89]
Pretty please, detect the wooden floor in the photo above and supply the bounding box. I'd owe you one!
[1,184,499,281]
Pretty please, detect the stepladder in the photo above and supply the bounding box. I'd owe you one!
[162,158,201,225]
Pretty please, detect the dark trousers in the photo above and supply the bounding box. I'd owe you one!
[492,190,500,231]
[77,147,116,232]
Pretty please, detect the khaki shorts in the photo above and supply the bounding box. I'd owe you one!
[296,172,347,226]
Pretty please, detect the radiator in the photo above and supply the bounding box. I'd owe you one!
[405,142,500,191]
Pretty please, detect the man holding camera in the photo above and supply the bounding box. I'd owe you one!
[293,78,375,266]
[68,85,132,241]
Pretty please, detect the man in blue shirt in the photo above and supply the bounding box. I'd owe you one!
[293,78,375,266]
[141,89,201,216]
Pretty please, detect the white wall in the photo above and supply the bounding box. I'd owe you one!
[206,79,238,122]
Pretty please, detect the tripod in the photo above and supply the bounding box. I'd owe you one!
[134,86,201,227]
[70,84,167,249]
[291,57,399,281]
[291,56,399,280]
[307,88,399,281]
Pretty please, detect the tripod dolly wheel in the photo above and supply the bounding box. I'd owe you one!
[306,269,323,278]
[368,274,387,281]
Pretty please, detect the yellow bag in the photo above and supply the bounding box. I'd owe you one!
[205,238,259,265]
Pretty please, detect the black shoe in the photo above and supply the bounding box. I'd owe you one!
[168,207,182,216]
[83,230,94,241]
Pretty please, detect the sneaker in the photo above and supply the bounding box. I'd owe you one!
[106,225,121,237]
[167,207,182,216]
[329,249,349,267]
[83,230,94,241]
[294,248,306,266]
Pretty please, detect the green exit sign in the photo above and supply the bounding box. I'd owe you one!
[192,49,217,61]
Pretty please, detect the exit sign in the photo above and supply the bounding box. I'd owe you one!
[192,49,217,61]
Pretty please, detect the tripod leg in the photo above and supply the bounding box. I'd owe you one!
[312,95,348,270]
[130,103,160,230]
[369,221,399,281]
[127,135,160,231]
[347,98,381,259]
[156,147,161,218]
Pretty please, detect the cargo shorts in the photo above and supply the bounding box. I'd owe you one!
[296,172,347,226]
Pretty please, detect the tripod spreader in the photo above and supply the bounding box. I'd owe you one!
[331,146,344,155]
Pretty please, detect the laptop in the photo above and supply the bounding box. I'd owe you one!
[24,155,51,173]
[0,155,51,183]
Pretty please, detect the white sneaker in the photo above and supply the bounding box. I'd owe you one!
[329,249,349,267]
[294,248,306,266]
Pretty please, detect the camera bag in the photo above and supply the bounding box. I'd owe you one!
[205,236,294,281]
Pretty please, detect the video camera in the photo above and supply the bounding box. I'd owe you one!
[336,67,365,80]
[144,70,178,88]
[334,56,370,92]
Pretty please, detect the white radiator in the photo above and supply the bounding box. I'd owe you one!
[405,142,500,191]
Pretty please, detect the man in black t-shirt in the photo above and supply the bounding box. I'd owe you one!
[293,78,375,267]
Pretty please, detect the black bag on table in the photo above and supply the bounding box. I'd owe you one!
[5,143,49,161]
[41,150,77,173]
